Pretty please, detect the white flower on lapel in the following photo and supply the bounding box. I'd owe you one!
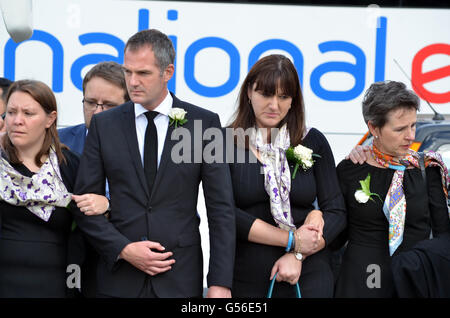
[293,145,314,168]
[354,173,382,204]
[168,108,188,128]
[286,144,320,179]
[354,190,370,203]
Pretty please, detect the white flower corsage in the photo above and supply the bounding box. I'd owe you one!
[355,173,382,204]
[286,144,321,179]
[168,108,188,128]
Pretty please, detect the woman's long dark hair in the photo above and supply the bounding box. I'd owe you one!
[229,54,306,147]
[2,79,66,166]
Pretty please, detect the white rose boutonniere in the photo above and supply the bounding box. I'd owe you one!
[168,108,188,128]
[355,173,382,204]
[286,144,321,179]
[354,190,370,203]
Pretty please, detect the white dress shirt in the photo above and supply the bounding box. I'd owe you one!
[134,92,173,168]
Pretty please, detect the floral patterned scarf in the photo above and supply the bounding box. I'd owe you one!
[0,147,72,221]
[372,144,449,255]
[252,124,295,231]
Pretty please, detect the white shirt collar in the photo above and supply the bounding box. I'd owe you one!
[134,91,173,119]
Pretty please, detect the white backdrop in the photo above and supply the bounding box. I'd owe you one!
[1,0,449,161]
[1,0,449,288]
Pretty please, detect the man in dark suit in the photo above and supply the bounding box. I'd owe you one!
[58,61,130,155]
[72,29,235,298]
[59,63,129,298]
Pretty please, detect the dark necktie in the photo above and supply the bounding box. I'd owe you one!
[144,111,159,195]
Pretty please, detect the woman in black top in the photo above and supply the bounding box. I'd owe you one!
[0,80,108,297]
[335,81,450,297]
[227,55,346,297]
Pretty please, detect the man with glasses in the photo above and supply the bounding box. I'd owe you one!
[58,61,130,155]
[0,77,13,133]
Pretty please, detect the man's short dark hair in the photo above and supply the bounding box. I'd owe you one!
[124,29,175,75]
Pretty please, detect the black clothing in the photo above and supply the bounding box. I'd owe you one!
[143,111,158,194]
[391,232,450,298]
[0,149,79,297]
[335,160,450,297]
[229,128,346,297]
[72,97,236,298]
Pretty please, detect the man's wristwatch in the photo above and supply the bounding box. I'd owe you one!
[106,199,111,212]
[293,251,303,261]
[103,200,111,218]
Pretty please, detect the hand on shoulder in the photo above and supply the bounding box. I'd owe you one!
[346,145,370,165]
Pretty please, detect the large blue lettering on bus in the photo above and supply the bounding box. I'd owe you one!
[2,9,388,102]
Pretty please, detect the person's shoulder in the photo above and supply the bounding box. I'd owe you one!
[112,100,133,113]
[424,161,446,182]
[58,123,85,136]
[62,147,80,163]
[305,127,322,137]
[336,158,354,171]
[173,95,217,119]
[303,127,327,144]
[60,147,80,172]
[301,127,332,155]
[59,148,80,188]
[96,101,133,120]
[337,158,358,176]
[336,159,370,182]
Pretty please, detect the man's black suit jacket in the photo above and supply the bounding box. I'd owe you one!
[72,95,236,298]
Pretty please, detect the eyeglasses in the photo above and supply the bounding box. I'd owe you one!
[82,98,118,111]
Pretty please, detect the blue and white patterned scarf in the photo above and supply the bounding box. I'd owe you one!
[373,145,450,255]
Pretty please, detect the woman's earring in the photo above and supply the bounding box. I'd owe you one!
[374,135,378,139]
[248,99,252,105]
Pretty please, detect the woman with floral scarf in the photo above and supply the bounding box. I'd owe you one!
[0,80,108,297]
[335,81,450,297]
[227,55,346,297]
